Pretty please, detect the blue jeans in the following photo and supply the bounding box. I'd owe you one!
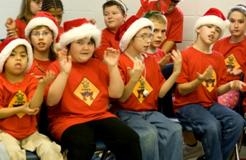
[0,143,9,160]
[176,103,245,160]
[117,110,183,160]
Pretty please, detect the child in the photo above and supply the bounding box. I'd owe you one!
[173,8,245,160]
[25,11,58,79]
[136,0,184,54]
[94,0,127,60]
[46,18,142,160]
[115,15,183,160]
[0,37,63,160]
[213,4,246,109]
[5,0,42,38]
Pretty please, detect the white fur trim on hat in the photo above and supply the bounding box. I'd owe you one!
[0,39,33,73]
[58,23,101,48]
[25,17,58,39]
[119,18,153,52]
[194,15,226,36]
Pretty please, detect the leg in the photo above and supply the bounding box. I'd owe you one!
[209,103,245,159]
[0,132,25,160]
[146,111,183,160]
[0,142,9,160]
[61,123,96,160]
[177,104,223,160]
[21,132,63,160]
[117,110,159,160]
[93,117,142,160]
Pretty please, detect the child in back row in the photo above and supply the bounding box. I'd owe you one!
[94,0,127,60]
[45,18,142,160]
[213,4,246,109]
[115,15,183,160]
[173,8,245,160]
[0,37,63,160]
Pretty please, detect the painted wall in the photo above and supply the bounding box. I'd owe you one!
[0,0,244,49]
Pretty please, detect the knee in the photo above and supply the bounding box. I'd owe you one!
[138,127,158,146]
[203,121,221,136]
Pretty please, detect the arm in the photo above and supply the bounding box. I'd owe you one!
[161,40,175,54]
[217,80,246,95]
[103,48,124,98]
[119,58,145,102]
[0,103,38,119]
[177,65,213,96]
[159,50,181,97]
[46,50,72,106]
[5,17,18,38]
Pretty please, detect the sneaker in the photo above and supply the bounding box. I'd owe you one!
[183,141,204,160]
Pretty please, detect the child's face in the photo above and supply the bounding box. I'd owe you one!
[103,5,126,32]
[197,24,221,45]
[4,45,28,75]
[48,7,63,26]
[131,27,152,53]
[30,0,42,15]
[30,26,54,53]
[151,21,167,49]
[228,11,246,38]
[69,37,95,63]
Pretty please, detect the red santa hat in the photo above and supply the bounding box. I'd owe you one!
[194,8,227,36]
[58,18,101,48]
[115,15,153,52]
[0,38,33,73]
[25,11,59,39]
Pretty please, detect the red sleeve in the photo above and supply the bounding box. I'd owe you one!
[15,19,27,39]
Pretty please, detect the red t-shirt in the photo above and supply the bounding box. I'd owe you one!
[28,59,53,78]
[173,47,227,109]
[15,19,27,39]
[94,28,120,61]
[0,74,38,140]
[118,54,165,111]
[47,59,116,140]
[213,36,246,81]
[146,48,165,62]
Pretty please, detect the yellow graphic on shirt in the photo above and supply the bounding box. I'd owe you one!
[201,70,217,92]
[225,54,240,71]
[8,90,27,118]
[133,76,153,103]
[74,78,99,106]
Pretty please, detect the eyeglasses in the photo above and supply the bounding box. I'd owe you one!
[31,31,51,37]
[134,33,153,41]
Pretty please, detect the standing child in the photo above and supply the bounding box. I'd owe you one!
[115,15,183,160]
[5,0,42,38]
[46,18,142,160]
[94,0,127,60]
[173,8,245,160]
[0,37,63,160]
[213,4,246,109]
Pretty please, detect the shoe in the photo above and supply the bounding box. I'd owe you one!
[183,141,204,160]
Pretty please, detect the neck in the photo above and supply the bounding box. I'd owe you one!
[33,50,50,61]
[192,40,212,54]
[230,35,245,43]
[4,72,24,83]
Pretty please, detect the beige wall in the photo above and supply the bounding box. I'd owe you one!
[0,0,245,50]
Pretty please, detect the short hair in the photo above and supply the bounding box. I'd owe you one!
[228,4,246,18]
[144,11,167,25]
[103,0,127,15]
[42,0,64,11]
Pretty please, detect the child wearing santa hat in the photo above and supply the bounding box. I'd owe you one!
[0,37,63,160]
[114,15,183,160]
[173,8,245,160]
[46,18,142,160]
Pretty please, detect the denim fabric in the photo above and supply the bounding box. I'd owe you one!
[117,110,183,160]
[0,143,9,160]
[176,103,245,160]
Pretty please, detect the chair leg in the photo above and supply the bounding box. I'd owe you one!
[235,143,240,160]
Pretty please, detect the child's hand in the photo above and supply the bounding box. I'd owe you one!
[197,65,213,81]
[38,71,56,86]
[21,103,39,115]
[227,68,242,76]
[170,49,182,76]
[128,58,145,82]
[5,17,17,38]
[229,80,246,91]
[57,48,72,75]
[103,48,120,67]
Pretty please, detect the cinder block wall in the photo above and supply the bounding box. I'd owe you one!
[0,0,244,50]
